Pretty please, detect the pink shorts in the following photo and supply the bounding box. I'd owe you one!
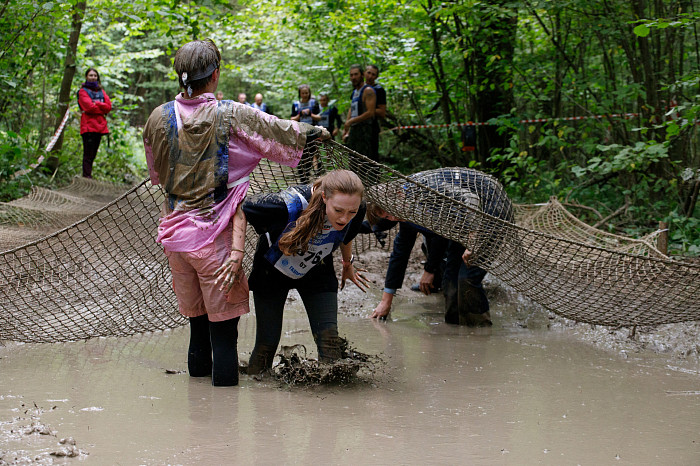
[164,225,250,322]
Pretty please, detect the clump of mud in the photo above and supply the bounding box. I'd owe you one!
[0,403,88,463]
[270,338,381,386]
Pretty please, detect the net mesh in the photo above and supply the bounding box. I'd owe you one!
[1,140,698,343]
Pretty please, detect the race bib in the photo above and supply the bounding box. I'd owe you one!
[270,219,340,279]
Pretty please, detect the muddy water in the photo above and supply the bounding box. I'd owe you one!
[1,288,699,464]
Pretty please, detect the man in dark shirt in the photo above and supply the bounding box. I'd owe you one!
[365,168,514,327]
[364,65,386,161]
[342,64,376,160]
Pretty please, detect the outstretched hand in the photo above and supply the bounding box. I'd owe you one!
[341,264,370,292]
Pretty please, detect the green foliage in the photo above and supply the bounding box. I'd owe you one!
[0,0,698,254]
[572,142,669,178]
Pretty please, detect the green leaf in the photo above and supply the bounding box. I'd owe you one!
[633,24,650,37]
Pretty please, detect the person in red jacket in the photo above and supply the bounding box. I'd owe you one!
[77,68,111,178]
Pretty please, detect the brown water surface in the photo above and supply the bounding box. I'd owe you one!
[1,288,699,464]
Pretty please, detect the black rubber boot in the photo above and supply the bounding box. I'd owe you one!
[458,281,492,327]
[209,318,239,386]
[316,327,343,363]
[247,344,277,375]
[188,315,212,377]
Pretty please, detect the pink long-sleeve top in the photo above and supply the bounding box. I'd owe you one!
[143,92,309,252]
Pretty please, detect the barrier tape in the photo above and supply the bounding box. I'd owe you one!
[10,107,70,180]
[45,107,71,152]
[388,112,640,131]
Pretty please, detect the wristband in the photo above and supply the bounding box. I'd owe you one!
[342,254,354,265]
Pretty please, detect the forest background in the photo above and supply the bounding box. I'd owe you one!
[0,0,698,255]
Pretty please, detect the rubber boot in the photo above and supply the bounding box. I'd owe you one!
[316,327,343,363]
[247,344,277,375]
[443,281,460,325]
[458,281,492,327]
[188,315,212,377]
[209,318,239,387]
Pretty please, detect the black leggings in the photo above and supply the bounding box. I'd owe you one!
[248,288,339,373]
[81,132,103,178]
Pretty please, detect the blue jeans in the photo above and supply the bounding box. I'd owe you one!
[248,288,339,374]
[443,240,489,324]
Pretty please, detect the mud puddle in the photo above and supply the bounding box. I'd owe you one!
[1,283,700,464]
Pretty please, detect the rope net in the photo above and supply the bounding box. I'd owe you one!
[1,140,698,343]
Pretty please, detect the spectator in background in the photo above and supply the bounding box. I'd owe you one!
[77,67,112,179]
[291,84,321,183]
[215,91,224,101]
[237,92,250,106]
[364,65,386,161]
[291,84,319,124]
[252,93,268,113]
[343,64,375,158]
[318,93,342,140]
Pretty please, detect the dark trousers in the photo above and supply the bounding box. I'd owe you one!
[443,240,489,324]
[81,132,103,178]
[248,288,339,373]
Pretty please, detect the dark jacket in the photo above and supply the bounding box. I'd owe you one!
[243,185,366,292]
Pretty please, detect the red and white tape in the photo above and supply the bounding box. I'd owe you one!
[45,107,71,152]
[388,113,639,131]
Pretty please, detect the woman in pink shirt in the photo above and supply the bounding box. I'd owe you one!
[143,39,328,386]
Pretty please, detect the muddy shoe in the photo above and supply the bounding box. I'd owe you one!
[317,327,343,362]
[247,345,277,375]
[461,311,493,327]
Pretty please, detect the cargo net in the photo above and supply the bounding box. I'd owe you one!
[1,140,699,343]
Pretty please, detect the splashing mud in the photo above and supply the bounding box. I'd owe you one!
[270,338,381,386]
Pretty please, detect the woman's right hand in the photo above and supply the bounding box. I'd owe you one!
[213,251,244,292]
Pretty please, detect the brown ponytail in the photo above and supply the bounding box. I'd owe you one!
[278,170,364,256]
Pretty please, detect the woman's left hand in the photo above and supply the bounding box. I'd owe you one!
[214,253,244,292]
[341,263,370,292]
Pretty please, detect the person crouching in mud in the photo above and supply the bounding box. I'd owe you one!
[242,170,370,375]
[364,167,514,327]
[142,39,330,387]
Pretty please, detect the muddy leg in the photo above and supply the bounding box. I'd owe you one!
[316,327,343,362]
[457,265,491,327]
[188,315,212,377]
[248,288,288,375]
[298,290,340,362]
[443,241,463,325]
[209,317,239,386]
[248,344,277,375]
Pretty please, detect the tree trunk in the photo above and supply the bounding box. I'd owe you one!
[469,1,517,170]
[51,0,85,152]
[426,0,460,163]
